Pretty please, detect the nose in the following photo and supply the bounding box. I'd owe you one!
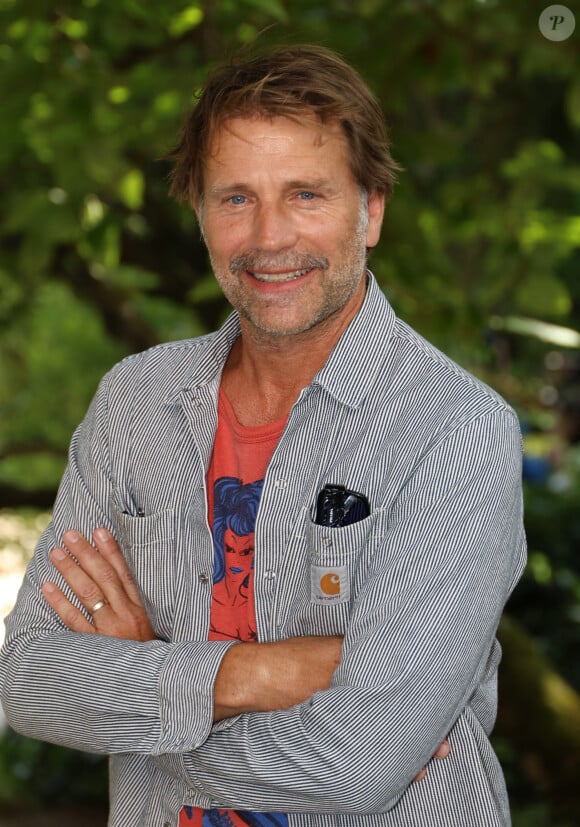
[251,200,299,250]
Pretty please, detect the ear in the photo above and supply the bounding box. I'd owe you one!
[365,191,385,249]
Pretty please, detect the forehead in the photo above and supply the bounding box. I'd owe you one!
[205,114,351,173]
[224,526,254,544]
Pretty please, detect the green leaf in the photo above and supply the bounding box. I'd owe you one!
[118,169,145,210]
[168,5,204,37]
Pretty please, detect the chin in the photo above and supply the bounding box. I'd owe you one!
[253,320,318,338]
[240,309,314,337]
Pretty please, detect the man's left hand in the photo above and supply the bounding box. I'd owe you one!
[42,528,156,642]
[414,739,451,781]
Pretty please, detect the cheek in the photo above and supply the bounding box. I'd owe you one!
[206,225,249,266]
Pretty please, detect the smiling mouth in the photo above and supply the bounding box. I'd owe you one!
[248,268,314,283]
[230,253,329,281]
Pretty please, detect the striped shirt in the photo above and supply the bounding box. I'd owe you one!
[0,273,526,826]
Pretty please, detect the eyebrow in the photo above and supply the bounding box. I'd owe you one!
[285,179,332,191]
[207,184,250,197]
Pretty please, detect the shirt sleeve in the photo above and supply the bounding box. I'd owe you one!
[0,368,235,755]
[175,409,526,814]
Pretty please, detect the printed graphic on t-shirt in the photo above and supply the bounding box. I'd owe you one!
[181,806,287,827]
[179,475,288,827]
[210,476,263,641]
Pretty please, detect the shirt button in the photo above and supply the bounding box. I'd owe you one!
[198,573,210,585]
[274,478,288,489]
[265,570,277,581]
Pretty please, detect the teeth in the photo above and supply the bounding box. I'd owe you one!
[250,268,311,283]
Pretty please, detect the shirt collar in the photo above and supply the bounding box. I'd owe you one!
[162,312,240,403]
[312,271,395,409]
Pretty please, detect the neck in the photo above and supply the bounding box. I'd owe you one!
[222,289,365,426]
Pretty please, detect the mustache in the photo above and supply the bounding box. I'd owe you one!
[229,251,329,274]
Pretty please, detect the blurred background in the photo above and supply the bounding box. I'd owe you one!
[0,0,579,825]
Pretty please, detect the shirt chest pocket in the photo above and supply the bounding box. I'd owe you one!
[110,498,177,640]
[307,510,386,605]
[273,508,386,637]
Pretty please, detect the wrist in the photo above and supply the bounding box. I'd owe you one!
[213,642,263,721]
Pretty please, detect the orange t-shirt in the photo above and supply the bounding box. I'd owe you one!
[179,388,288,827]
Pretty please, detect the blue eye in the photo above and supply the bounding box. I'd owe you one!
[298,191,316,200]
[229,195,246,205]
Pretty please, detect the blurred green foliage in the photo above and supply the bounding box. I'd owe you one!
[1,0,579,823]
[0,726,107,808]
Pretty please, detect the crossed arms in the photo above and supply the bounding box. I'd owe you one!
[41,527,448,778]
[42,528,345,722]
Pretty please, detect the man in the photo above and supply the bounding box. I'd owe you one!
[0,45,526,827]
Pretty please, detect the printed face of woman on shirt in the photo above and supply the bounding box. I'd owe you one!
[223,527,254,591]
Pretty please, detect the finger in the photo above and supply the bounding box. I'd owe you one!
[412,738,451,783]
[434,738,451,760]
[92,528,143,605]
[61,531,132,611]
[41,581,95,634]
[50,545,109,616]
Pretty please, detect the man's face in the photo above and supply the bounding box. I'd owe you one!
[198,115,384,340]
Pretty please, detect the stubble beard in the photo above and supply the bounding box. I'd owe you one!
[208,201,370,339]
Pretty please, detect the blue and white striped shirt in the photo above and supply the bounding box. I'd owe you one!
[1,273,526,826]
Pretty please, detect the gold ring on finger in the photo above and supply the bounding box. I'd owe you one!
[90,599,108,614]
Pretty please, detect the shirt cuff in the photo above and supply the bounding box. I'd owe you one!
[157,639,238,752]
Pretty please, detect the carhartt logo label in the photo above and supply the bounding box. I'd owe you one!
[320,573,341,595]
[311,565,349,603]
